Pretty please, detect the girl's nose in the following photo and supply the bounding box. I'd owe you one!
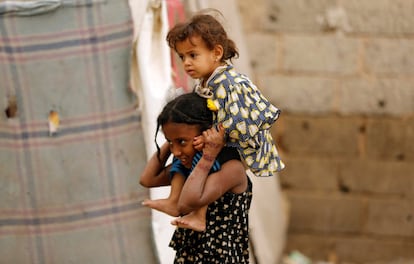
[183,57,190,66]
[171,145,182,157]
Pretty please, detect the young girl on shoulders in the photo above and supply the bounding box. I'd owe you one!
[166,9,284,177]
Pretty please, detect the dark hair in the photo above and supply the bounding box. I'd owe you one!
[155,92,213,158]
[166,9,239,62]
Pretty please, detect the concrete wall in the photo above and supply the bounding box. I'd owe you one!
[238,0,414,262]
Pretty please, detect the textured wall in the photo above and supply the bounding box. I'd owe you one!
[238,0,414,262]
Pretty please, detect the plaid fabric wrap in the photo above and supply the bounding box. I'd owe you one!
[0,2,157,263]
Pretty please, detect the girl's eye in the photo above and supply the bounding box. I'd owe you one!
[179,140,186,145]
[178,55,184,61]
[190,53,197,59]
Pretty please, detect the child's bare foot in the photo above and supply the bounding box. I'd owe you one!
[171,213,206,232]
[142,198,180,217]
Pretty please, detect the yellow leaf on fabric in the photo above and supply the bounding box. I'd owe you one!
[229,103,239,115]
[236,121,247,134]
[229,130,240,140]
[250,109,259,121]
[216,85,226,99]
[217,109,226,122]
[248,124,259,136]
[223,118,233,128]
[231,91,239,101]
[257,101,267,111]
[245,156,253,166]
[240,107,249,118]
[245,96,253,107]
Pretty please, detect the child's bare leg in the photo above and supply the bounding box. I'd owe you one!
[171,205,207,232]
[142,173,184,217]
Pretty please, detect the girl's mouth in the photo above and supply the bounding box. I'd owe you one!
[186,70,196,76]
[180,157,191,168]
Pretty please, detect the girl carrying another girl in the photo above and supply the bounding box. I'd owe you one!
[140,92,252,263]
[142,9,283,232]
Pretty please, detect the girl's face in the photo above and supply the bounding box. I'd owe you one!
[162,122,200,168]
[175,35,223,80]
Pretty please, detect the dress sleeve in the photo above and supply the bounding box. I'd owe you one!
[191,151,221,173]
[169,157,191,179]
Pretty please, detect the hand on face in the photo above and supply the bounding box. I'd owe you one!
[193,135,204,151]
[201,124,225,159]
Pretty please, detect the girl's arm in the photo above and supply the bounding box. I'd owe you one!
[139,142,172,187]
[177,126,247,214]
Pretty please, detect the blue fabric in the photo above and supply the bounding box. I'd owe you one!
[191,152,221,172]
[169,152,221,179]
[169,157,192,179]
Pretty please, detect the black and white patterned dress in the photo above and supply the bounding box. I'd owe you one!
[169,147,253,263]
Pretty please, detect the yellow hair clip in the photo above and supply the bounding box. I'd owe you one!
[207,98,218,111]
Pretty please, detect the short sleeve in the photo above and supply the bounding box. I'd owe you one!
[169,157,191,179]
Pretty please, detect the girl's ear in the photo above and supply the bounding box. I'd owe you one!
[214,45,224,61]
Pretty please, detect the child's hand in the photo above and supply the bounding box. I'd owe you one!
[202,124,225,159]
[193,135,204,151]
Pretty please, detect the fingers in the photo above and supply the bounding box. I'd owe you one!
[217,123,225,137]
[193,135,205,151]
[204,123,224,135]
[202,123,225,155]
[205,123,225,140]
[193,142,204,151]
[193,135,203,144]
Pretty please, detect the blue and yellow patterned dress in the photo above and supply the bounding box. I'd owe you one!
[195,64,285,177]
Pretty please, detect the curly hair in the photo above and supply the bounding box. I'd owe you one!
[166,9,239,62]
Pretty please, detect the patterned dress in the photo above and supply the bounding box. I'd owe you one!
[169,147,253,264]
[194,64,285,177]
